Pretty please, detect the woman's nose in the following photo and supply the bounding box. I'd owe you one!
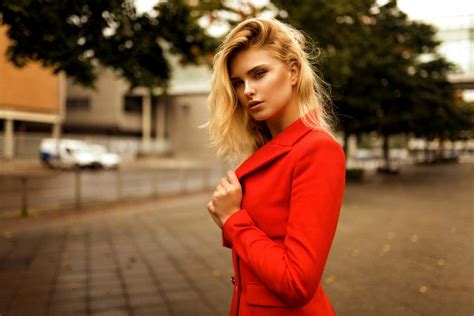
[244,81,255,98]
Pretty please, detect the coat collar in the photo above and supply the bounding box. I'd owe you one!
[235,117,312,180]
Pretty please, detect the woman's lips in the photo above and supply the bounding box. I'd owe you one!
[248,101,263,109]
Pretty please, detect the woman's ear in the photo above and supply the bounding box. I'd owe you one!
[289,61,299,86]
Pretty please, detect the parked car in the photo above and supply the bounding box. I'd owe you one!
[39,138,120,170]
[87,144,121,169]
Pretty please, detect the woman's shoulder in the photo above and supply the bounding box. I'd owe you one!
[292,129,345,160]
[297,128,343,149]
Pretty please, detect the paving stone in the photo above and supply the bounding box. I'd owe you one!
[165,289,200,303]
[132,305,171,316]
[90,286,124,298]
[54,280,87,292]
[48,300,87,315]
[124,282,157,294]
[90,279,122,288]
[128,293,164,308]
[90,269,117,277]
[57,273,88,283]
[121,273,153,284]
[7,303,48,316]
[172,303,214,316]
[90,296,127,312]
[92,308,129,316]
[51,290,88,304]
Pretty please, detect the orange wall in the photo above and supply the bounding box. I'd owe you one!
[0,27,60,113]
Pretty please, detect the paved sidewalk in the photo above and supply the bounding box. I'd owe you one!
[0,193,233,316]
[0,163,473,316]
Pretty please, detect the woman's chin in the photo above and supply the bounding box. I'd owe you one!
[249,111,270,122]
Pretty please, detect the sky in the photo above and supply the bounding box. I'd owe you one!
[134,0,474,51]
[397,0,474,20]
[135,0,474,26]
[134,0,161,15]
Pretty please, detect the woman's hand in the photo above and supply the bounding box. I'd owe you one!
[207,170,242,229]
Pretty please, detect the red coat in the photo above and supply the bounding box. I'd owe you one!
[222,117,346,316]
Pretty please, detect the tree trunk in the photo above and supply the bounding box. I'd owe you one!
[423,139,430,163]
[437,137,445,161]
[343,132,349,158]
[383,133,391,169]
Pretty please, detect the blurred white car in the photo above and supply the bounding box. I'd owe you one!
[39,138,120,169]
[87,144,120,169]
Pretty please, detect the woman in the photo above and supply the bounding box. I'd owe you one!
[206,17,346,316]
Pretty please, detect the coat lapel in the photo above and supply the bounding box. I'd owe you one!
[235,117,312,180]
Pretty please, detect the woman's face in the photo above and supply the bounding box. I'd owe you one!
[229,47,299,124]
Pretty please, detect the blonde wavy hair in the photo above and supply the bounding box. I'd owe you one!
[206,17,335,162]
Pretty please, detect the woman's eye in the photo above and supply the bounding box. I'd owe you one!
[254,71,266,79]
[232,81,242,88]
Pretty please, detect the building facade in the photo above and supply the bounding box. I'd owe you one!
[65,58,215,158]
[0,27,66,159]
[397,1,474,99]
[435,14,474,99]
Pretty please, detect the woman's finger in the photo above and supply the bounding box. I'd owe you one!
[207,201,215,213]
[207,202,222,228]
[218,178,233,191]
[226,170,240,186]
[209,210,223,228]
[216,183,226,194]
[220,176,232,187]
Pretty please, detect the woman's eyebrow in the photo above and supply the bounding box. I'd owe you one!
[231,64,268,80]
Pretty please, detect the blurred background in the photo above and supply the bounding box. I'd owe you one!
[0,0,473,315]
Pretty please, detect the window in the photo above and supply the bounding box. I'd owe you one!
[66,97,90,111]
[124,95,160,114]
[124,96,143,114]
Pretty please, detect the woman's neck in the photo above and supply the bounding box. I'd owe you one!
[266,100,300,138]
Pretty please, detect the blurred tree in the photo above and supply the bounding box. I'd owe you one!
[196,0,277,37]
[410,59,473,140]
[272,0,471,168]
[0,0,217,90]
[271,0,375,151]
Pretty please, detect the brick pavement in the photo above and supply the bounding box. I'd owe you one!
[1,163,473,316]
[0,193,233,316]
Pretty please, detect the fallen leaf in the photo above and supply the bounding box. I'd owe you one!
[68,282,77,290]
[419,285,428,294]
[379,244,391,256]
[324,275,335,285]
[71,228,81,235]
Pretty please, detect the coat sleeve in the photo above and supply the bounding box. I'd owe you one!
[222,231,232,248]
[222,138,346,307]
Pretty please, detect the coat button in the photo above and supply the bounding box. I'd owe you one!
[231,276,235,285]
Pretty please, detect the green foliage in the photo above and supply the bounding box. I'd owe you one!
[0,0,217,89]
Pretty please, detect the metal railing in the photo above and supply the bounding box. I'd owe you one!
[0,160,232,218]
